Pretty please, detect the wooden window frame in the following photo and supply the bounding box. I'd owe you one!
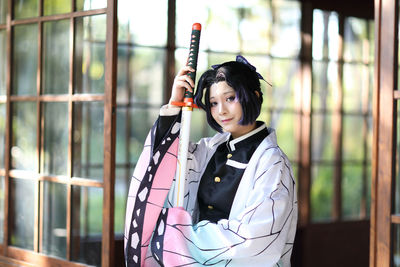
[370,0,398,266]
[1,0,118,266]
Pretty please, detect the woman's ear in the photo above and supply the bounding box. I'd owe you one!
[255,90,260,98]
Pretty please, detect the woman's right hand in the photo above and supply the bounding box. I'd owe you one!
[168,66,195,105]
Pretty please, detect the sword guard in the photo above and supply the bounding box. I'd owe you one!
[170,99,198,108]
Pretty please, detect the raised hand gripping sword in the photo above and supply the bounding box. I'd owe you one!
[170,23,201,207]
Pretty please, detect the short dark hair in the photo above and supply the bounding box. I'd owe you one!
[194,61,263,132]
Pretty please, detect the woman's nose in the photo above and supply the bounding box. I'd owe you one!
[218,103,227,114]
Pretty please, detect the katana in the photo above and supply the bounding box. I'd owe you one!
[170,23,201,207]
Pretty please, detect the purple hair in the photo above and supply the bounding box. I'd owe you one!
[194,60,263,133]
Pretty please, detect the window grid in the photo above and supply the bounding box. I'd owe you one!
[1,0,116,266]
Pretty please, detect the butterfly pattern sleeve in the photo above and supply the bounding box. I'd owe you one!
[124,113,183,267]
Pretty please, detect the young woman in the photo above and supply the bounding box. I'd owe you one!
[124,56,297,267]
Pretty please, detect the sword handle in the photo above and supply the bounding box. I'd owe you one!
[184,23,201,105]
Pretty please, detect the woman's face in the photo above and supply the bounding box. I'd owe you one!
[209,81,256,139]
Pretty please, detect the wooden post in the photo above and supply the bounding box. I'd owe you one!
[102,0,118,266]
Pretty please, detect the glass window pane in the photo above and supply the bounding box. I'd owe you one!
[268,58,299,110]
[42,181,67,258]
[74,15,106,94]
[176,0,242,53]
[118,0,167,45]
[312,10,339,61]
[76,0,106,11]
[14,0,38,19]
[42,102,68,176]
[0,103,5,169]
[13,24,38,96]
[177,1,300,56]
[270,111,297,161]
[0,30,6,95]
[0,1,6,24]
[311,165,333,222]
[343,63,369,112]
[342,164,363,220]
[43,20,70,94]
[117,47,165,106]
[343,115,365,161]
[312,61,338,111]
[396,102,400,213]
[393,224,400,267]
[9,178,35,250]
[343,17,368,62]
[115,168,130,234]
[71,186,102,266]
[0,176,4,243]
[73,102,104,180]
[269,1,301,57]
[116,107,158,165]
[369,21,375,63]
[44,0,71,15]
[312,113,334,161]
[11,102,37,171]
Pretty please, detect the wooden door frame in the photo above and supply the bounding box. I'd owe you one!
[370,0,398,266]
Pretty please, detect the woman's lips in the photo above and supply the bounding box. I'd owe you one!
[221,118,232,123]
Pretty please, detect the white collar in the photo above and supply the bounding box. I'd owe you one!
[228,123,267,151]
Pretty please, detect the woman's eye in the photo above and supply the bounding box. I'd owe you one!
[210,102,218,107]
[227,96,236,102]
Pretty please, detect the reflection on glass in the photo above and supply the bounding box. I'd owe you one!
[0,177,4,243]
[71,186,102,266]
[343,17,368,62]
[11,102,37,171]
[0,1,6,24]
[312,113,334,161]
[117,0,167,45]
[343,115,364,161]
[42,181,67,258]
[311,165,333,222]
[116,46,165,106]
[73,102,104,180]
[44,0,70,15]
[342,164,362,219]
[312,61,338,111]
[76,0,106,11]
[42,102,68,176]
[13,24,38,95]
[74,15,106,94]
[0,30,6,95]
[312,10,339,61]
[14,0,38,19]
[9,178,35,250]
[43,20,70,94]
[0,104,5,169]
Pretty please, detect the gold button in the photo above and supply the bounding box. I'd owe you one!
[227,153,232,159]
[207,205,214,210]
[214,177,221,183]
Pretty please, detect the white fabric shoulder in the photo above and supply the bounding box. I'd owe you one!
[159,104,181,116]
